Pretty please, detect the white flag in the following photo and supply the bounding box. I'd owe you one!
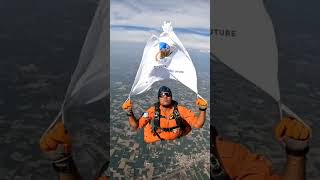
[129,21,198,97]
[63,0,107,109]
[41,0,108,136]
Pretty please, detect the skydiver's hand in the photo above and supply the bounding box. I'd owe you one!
[122,99,133,113]
[275,117,311,155]
[40,120,82,178]
[40,121,72,160]
[196,98,208,111]
[40,120,78,173]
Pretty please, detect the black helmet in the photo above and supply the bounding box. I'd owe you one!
[158,86,172,98]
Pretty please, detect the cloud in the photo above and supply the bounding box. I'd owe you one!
[110,28,209,51]
[110,0,210,29]
[111,25,209,36]
[110,0,210,50]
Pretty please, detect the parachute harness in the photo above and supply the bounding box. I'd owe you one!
[151,100,185,140]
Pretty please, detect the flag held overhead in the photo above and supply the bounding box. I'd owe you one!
[129,21,200,98]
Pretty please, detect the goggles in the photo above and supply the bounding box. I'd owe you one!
[159,92,171,98]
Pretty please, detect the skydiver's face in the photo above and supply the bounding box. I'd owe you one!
[159,93,172,106]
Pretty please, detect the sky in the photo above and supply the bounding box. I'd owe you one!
[110,0,210,51]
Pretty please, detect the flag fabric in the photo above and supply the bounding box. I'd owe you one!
[41,0,108,137]
[63,0,107,109]
[129,21,199,98]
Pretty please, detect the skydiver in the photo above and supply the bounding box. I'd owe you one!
[122,86,208,143]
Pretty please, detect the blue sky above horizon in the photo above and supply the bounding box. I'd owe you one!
[110,0,210,51]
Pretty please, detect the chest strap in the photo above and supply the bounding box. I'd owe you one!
[152,101,185,140]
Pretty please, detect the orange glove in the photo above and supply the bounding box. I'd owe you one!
[275,116,311,153]
[275,117,311,141]
[122,99,132,112]
[40,121,72,160]
[196,98,208,110]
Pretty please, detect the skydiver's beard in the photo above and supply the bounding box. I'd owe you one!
[161,102,173,108]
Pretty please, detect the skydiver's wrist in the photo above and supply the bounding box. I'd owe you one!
[126,110,133,116]
[285,146,309,157]
[286,153,306,169]
[52,155,77,174]
[283,136,309,157]
[287,154,305,162]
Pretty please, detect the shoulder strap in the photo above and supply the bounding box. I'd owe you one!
[152,102,164,140]
[172,101,184,129]
[153,102,161,129]
[172,100,178,107]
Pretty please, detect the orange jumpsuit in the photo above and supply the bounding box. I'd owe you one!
[216,137,281,180]
[137,105,198,143]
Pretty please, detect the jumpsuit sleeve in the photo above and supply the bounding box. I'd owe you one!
[137,107,154,129]
[216,137,281,180]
